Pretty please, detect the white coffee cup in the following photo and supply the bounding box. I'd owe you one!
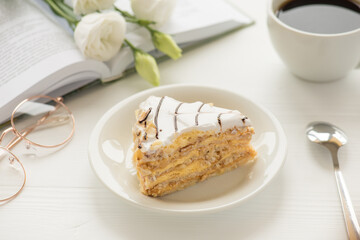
[267,0,360,82]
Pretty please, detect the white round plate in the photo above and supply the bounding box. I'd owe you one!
[89,84,287,214]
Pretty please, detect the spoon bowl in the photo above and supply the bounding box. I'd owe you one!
[306,121,348,147]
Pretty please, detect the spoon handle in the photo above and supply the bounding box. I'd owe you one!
[334,167,360,240]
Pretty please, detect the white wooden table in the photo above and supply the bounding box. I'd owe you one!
[1,0,360,239]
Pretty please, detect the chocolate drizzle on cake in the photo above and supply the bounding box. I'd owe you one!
[139,107,152,124]
[143,132,147,140]
[135,96,252,151]
[174,102,183,132]
[242,116,248,124]
[154,97,165,139]
[218,111,240,130]
[217,113,223,130]
[195,103,205,126]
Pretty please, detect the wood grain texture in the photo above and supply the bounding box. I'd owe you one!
[1,0,360,239]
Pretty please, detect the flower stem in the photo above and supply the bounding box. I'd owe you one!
[44,0,78,30]
[44,0,75,23]
[113,7,163,41]
[56,1,78,21]
[113,6,155,26]
[114,7,133,19]
[124,38,138,52]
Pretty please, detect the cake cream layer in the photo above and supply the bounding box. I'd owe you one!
[133,96,252,152]
[136,128,254,178]
[133,126,256,197]
[145,151,255,197]
[142,146,255,192]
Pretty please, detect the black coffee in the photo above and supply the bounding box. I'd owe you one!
[276,0,360,34]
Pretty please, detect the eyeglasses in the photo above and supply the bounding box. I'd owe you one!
[0,95,75,202]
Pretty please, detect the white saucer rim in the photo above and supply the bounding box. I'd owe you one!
[88,83,287,214]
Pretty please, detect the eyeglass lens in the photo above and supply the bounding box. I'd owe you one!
[0,147,25,201]
[12,97,74,147]
[0,96,74,202]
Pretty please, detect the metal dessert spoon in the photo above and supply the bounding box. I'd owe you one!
[306,121,360,240]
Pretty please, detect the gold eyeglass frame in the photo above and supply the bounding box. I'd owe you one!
[0,95,75,202]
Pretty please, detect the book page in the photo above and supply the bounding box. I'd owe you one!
[158,0,253,36]
[106,0,253,78]
[0,0,77,88]
[0,0,110,123]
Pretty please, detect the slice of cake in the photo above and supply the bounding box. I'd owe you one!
[132,96,257,197]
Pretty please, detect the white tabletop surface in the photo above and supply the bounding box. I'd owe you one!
[2,0,360,239]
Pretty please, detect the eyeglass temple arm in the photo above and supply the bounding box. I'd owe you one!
[4,118,46,150]
[0,110,51,150]
[1,103,60,150]
[0,127,14,146]
[0,127,26,151]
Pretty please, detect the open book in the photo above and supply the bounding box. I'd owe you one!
[0,0,253,123]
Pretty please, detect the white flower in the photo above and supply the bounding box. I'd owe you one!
[131,0,176,26]
[74,12,126,61]
[73,0,116,15]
